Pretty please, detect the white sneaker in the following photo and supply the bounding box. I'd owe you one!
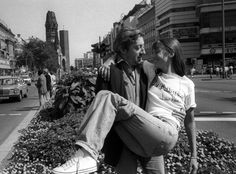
[52,149,98,174]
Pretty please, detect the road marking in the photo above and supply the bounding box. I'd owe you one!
[199,111,217,114]
[222,112,236,114]
[197,111,236,115]
[196,90,232,93]
[8,114,22,116]
[195,117,236,121]
[0,113,22,116]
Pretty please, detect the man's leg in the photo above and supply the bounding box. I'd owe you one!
[139,156,165,174]
[115,146,138,174]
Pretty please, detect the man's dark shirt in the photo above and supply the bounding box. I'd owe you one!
[45,73,51,91]
[95,55,148,166]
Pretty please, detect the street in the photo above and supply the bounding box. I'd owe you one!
[192,76,236,143]
[0,83,39,145]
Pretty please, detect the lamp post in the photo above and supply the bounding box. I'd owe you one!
[222,0,226,78]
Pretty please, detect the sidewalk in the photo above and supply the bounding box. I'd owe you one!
[188,73,236,81]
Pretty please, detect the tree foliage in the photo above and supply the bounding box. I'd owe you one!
[16,37,59,72]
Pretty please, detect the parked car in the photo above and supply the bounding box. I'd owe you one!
[0,76,28,102]
[21,74,32,85]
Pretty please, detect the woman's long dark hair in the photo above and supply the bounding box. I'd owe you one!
[152,38,186,77]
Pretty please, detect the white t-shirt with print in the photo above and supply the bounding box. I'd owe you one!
[143,61,197,128]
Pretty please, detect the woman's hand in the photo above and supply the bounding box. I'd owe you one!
[189,157,198,174]
[98,66,110,81]
[98,55,115,81]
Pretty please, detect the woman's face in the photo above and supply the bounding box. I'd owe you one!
[149,46,169,69]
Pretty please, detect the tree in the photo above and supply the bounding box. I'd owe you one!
[16,37,59,72]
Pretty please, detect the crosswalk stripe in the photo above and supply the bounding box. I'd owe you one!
[222,112,236,114]
[195,117,236,121]
[0,113,22,116]
[199,111,217,114]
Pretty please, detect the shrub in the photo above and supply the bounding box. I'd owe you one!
[53,72,96,119]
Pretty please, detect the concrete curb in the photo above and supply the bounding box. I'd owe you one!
[0,108,40,171]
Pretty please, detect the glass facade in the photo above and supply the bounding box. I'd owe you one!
[200,10,236,28]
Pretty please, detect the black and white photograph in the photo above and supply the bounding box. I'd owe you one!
[0,0,235,173]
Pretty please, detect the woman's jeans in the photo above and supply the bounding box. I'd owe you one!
[76,90,178,162]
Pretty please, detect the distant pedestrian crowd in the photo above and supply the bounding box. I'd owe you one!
[190,65,235,79]
[35,68,56,107]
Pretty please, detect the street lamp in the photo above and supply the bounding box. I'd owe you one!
[222,0,226,78]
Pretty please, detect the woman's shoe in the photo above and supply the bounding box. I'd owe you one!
[52,149,97,174]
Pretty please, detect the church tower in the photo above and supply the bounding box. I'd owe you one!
[45,11,59,50]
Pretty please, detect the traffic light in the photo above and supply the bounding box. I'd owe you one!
[100,43,110,53]
[91,43,101,53]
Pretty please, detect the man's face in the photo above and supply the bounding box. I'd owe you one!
[123,36,145,67]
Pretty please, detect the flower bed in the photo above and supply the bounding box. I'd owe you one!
[1,72,236,174]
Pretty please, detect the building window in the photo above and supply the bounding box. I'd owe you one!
[157,6,196,19]
[160,17,170,26]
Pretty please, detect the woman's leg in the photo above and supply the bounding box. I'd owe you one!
[76,90,178,160]
[114,105,178,157]
[53,90,178,174]
[75,90,136,160]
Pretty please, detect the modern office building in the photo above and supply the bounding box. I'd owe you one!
[155,0,200,71]
[197,0,236,69]
[137,4,156,60]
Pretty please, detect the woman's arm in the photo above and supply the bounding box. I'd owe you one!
[184,107,198,174]
[98,55,115,81]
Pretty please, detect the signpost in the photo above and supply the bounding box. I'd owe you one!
[222,0,226,78]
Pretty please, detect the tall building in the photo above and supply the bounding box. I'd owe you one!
[59,30,70,71]
[0,19,16,75]
[137,4,156,60]
[45,11,59,50]
[197,0,236,69]
[155,0,200,71]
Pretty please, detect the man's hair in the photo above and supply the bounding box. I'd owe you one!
[38,69,43,76]
[113,27,144,54]
[152,38,186,77]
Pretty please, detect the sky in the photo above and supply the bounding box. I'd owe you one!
[0,0,143,65]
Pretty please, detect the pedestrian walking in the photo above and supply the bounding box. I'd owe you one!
[225,66,229,79]
[219,66,223,78]
[229,65,234,78]
[43,68,52,100]
[35,69,47,107]
[52,37,198,174]
[190,67,195,78]
[209,67,213,79]
[215,66,219,77]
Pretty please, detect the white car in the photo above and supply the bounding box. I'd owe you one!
[21,74,32,85]
[0,76,28,102]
